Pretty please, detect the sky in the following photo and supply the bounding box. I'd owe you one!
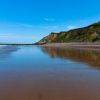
[0,0,100,43]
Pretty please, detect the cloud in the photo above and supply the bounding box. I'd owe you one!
[42,25,59,30]
[20,24,34,28]
[52,25,59,29]
[67,25,76,30]
[0,34,21,38]
[44,18,55,22]
[0,35,12,38]
[0,34,34,39]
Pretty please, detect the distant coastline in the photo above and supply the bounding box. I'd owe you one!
[0,44,34,46]
[1,42,100,48]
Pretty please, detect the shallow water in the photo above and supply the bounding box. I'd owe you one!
[0,46,100,100]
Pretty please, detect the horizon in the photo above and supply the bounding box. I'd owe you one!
[0,0,100,43]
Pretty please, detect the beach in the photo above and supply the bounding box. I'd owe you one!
[40,43,100,50]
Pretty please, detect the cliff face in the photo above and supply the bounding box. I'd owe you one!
[37,22,100,44]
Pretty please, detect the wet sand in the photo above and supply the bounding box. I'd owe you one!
[0,46,100,100]
[41,43,100,50]
[1,66,100,100]
[1,67,100,100]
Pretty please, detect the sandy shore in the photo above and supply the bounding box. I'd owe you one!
[40,43,100,50]
[42,43,100,46]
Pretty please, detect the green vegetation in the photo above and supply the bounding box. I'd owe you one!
[37,22,100,44]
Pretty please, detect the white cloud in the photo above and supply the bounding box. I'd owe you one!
[20,24,34,28]
[0,34,34,39]
[44,18,55,22]
[42,25,59,30]
[67,25,76,30]
[0,35,12,38]
[52,25,59,29]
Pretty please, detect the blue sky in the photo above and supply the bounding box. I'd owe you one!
[0,0,100,43]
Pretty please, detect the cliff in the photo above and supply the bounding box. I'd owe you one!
[37,22,100,44]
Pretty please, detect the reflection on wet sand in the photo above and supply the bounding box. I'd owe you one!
[0,46,100,100]
[0,46,19,59]
[41,47,100,67]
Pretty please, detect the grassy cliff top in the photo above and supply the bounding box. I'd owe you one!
[36,22,100,44]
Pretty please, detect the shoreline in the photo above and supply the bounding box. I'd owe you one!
[1,43,100,49]
[41,42,100,46]
[0,44,34,46]
[39,43,100,51]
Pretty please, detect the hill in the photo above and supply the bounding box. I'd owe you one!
[36,22,100,44]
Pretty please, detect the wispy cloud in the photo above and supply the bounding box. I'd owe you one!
[43,25,59,29]
[0,35,12,38]
[44,18,55,22]
[0,34,34,38]
[20,24,34,28]
[67,25,76,30]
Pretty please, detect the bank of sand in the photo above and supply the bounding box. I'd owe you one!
[41,43,100,51]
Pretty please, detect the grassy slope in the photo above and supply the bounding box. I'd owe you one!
[37,22,100,44]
